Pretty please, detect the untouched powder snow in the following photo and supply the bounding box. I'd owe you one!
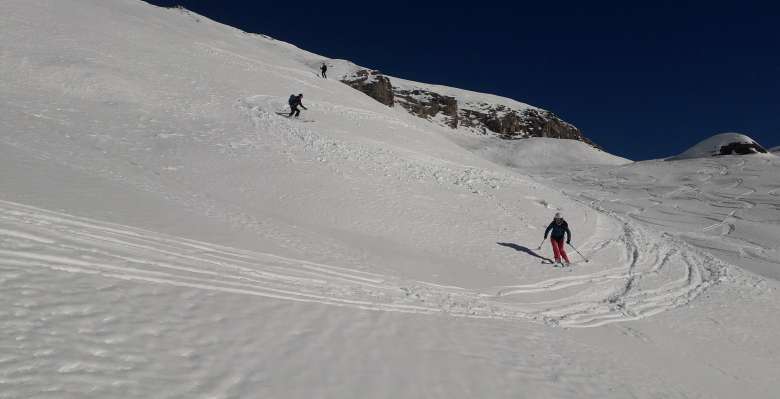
[1,1,780,398]
[670,132,770,160]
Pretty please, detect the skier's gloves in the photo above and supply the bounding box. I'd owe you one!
[567,240,571,244]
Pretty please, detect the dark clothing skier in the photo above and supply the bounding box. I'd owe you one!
[544,218,571,242]
[288,93,307,118]
[544,212,572,264]
[320,63,327,79]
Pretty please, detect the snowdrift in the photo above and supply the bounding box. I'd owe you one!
[669,132,769,160]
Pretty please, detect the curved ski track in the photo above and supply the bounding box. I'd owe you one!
[0,196,723,328]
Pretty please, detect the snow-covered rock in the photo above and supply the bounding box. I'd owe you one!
[669,132,769,160]
[341,68,598,147]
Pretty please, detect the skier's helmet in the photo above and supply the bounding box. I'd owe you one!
[554,212,563,222]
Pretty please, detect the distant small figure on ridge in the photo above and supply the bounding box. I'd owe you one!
[544,212,572,267]
[320,63,328,79]
[288,93,307,118]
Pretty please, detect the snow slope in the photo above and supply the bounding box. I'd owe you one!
[1,1,780,398]
[455,136,630,169]
[541,155,780,280]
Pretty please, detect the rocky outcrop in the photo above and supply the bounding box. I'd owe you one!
[395,89,459,129]
[341,68,599,148]
[670,133,769,160]
[718,142,767,155]
[459,106,596,146]
[340,69,394,107]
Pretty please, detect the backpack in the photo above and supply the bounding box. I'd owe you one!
[288,95,296,106]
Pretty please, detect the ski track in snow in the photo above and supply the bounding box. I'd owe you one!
[553,155,780,281]
[0,198,725,328]
[236,95,519,203]
[0,82,731,329]
[3,2,780,397]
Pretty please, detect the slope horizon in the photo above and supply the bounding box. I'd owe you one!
[143,0,779,161]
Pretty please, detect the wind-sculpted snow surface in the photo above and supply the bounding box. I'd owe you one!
[3,1,780,397]
[542,155,780,281]
[0,199,724,328]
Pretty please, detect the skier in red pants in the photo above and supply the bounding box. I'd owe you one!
[544,212,572,266]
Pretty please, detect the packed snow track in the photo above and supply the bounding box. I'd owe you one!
[0,199,724,328]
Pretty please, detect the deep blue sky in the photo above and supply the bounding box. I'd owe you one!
[146,0,778,160]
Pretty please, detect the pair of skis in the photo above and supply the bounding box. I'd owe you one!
[536,238,590,264]
[540,259,574,272]
[275,111,315,123]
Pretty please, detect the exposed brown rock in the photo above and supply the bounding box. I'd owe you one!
[395,89,459,129]
[458,107,597,147]
[341,68,600,148]
[340,70,394,107]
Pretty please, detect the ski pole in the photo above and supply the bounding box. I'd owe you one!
[567,243,589,263]
[536,238,546,251]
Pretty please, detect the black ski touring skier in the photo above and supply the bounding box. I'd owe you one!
[288,93,307,118]
[320,63,327,79]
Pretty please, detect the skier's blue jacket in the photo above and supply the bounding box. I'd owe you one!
[544,220,571,242]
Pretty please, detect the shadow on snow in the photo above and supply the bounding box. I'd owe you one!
[496,242,553,264]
